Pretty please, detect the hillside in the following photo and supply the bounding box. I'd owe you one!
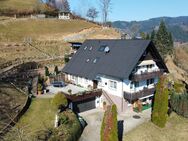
[0,0,44,11]
[0,17,120,67]
[165,43,188,83]
[112,16,188,42]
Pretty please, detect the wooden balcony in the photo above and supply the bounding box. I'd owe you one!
[130,70,163,81]
[124,87,155,102]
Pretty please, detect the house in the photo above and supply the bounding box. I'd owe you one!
[58,10,70,20]
[62,39,168,113]
[69,42,82,54]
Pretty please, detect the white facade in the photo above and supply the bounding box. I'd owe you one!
[58,12,70,20]
[67,74,93,89]
[66,60,160,100]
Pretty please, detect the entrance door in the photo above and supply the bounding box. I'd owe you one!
[93,80,98,89]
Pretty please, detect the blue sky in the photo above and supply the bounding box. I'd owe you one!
[69,0,188,21]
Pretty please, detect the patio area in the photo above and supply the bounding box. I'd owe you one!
[47,84,88,95]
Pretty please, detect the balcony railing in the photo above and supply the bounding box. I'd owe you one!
[130,70,163,81]
[124,87,155,102]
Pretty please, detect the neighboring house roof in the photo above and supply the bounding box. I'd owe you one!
[62,39,168,80]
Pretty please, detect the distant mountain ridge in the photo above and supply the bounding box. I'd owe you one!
[112,16,188,42]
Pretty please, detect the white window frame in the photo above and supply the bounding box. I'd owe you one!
[109,80,117,90]
[71,75,76,81]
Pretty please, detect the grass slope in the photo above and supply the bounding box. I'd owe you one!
[0,0,41,10]
[4,98,56,140]
[124,113,188,141]
[0,19,98,42]
[0,83,27,130]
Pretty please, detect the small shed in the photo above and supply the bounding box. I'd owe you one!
[58,11,70,20]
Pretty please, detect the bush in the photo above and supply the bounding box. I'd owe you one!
[59,113,69,125]
[100,105,118,141]
[52,92,68,110]
[170,92,188,118]
[152,76,169,128]
[49,110,82,141]
[37,83,43,92]
[64,55,70,63]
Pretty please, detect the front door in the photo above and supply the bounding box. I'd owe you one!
[93,80,98,89]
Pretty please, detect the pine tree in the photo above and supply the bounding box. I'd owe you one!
[168,32,174,53]
[54,66,59,75]
[45,66,50,76]
[146,33,150,40]
[150,30,156,41]
[152,76,169,128]
[155,20,173,57]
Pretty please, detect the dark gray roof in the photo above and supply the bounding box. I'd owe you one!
[62,39,159,80]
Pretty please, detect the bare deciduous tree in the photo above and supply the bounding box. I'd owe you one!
[99,0,111,25]
[86,7,99,21]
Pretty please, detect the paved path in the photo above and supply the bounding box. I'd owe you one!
[79,108,151,141]
[79,109,104,141]
[119,108,151,134]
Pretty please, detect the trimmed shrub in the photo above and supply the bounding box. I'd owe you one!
[152,76,169,128]
[52,92,68,110]
[100,105,118,141]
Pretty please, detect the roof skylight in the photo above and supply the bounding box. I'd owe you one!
[84,46,87,50]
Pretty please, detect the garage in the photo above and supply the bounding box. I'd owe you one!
[73,97,96,113]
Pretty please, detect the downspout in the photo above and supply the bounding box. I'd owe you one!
[121,80,124,112]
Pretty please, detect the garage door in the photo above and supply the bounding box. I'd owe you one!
[73,97,96,113]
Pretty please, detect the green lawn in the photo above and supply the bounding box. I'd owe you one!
[124,113,188,141]
[4,98,57,140]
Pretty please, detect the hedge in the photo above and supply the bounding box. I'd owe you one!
[100,104,118,141]
[170,92,188,118]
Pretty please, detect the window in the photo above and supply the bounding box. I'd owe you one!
[98,45,106,52]
[134,82,139,88]
[85,79,89,84]
[109,80,117,89]
[84,46,87,50]
[93,57,100,64]
[147,78,154,86]
[71,75,76,80]
[147,64,154,69]
[130,82,134,89]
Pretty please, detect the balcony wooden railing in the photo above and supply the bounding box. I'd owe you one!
[130,70,163,81]
[124,87,155,102]
[64,89,102,102]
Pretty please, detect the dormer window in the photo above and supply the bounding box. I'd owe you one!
[98,45,106,52]
[89,46,93,50]
[93,57,100,64]
[84,46,87,50]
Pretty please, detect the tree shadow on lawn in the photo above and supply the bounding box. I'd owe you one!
[118,120,124,141]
